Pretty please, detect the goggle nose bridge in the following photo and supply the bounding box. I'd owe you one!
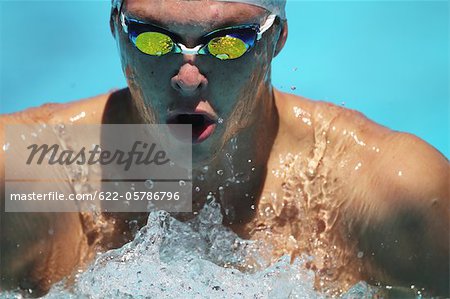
[177,44,205,55]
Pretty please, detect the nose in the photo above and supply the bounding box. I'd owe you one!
[171,55,208,96]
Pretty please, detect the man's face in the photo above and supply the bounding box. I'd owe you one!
[113,0,281,164]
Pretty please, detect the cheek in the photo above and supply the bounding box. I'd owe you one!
[212,55,261,91]
[209,59,267,125]
[118,34,172,86]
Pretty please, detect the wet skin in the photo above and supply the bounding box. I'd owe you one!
[1,0,449,297]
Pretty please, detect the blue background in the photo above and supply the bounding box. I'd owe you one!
[0,0,448,157]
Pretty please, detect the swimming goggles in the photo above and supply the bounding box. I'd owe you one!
[119,12,277,60]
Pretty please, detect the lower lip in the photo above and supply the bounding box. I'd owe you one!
[193,122,216,144]
[166,120,217,144]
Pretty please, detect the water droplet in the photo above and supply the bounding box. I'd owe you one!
[231,137,238,150]
[292,67,298,71]
[216,169,224,176]
[145,179,154,189]
[20,134,26,140]
[2,143,10,151]
[179,180,186,186]
[206,192,215,202]
[251,167,255,172]
[247,159,252,163]
[48,228,54,235]
[397,170,403,176]
[195,186,200,192]
[250,204,255,210]
[69,111,86,122]
[357,251,364,258]
[218,186,224,191]
[55,123,65,134]
[290,86,296,91]
[217,117,224,124]
[202,165,209,173]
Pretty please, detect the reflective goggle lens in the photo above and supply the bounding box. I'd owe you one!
[207,36,248,60]
[135,32,174,56]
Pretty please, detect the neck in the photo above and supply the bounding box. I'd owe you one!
[191,85,279,224]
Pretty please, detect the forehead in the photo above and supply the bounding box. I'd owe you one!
[124,0,268,29]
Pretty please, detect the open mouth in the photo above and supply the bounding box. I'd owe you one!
[167,113,217,143]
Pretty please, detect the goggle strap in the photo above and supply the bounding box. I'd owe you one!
[257,14,276,41]
[120,13,129,33]
[112,0,122,10]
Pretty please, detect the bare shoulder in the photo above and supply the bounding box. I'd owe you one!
[341,122,449,294]
[377,131,448,198]
[0,90,114,154]
[331,103,448,207]
[276,88,448,218]
[0,91,114,126]
[328,99,448,207]
[0,90,117,178]
[274,88,391,144]
[0,92,112,294]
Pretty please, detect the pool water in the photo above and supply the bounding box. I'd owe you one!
[0,1,447,157]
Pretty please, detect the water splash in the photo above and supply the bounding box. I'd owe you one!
[31,201,326,299]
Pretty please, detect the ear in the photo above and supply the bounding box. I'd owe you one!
[274,20,288,57]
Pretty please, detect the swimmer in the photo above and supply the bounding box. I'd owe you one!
[1,0,448,297]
